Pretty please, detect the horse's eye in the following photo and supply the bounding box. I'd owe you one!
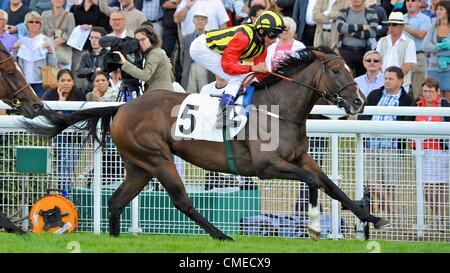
[332,69,339,74]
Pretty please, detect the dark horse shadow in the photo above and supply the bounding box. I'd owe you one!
[0,42,43,234]
[23,46,390,240]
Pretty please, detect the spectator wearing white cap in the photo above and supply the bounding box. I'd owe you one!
[180,10,213,93]
[376,11,417,93]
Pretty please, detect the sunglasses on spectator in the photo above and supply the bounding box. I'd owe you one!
[406,0,417,2]
[28,20,41,24]
[365,59,381,63]
[388,23,402,27]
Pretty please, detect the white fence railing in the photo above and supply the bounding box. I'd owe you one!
[0,103,449,242]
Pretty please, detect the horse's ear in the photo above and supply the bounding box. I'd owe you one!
[332,46,341,56]
[311,50,326,60]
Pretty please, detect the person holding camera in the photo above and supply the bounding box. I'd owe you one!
[114,26,174,92]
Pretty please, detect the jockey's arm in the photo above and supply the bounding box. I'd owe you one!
[221,32,264,75]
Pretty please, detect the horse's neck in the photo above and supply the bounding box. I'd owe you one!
[252,64,321,123]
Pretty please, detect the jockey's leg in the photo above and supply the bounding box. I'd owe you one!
[215,78,244,128]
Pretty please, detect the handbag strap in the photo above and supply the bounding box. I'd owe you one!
[57,12,68,30]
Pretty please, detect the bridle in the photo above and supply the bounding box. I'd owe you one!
[0,48,32,108]
[268,54,357,105]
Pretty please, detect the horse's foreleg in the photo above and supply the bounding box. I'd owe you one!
[316,172,389,229]
[155,161,233,241]
[307,186,321,240]
[108,161,152,237]
[299,154,389,230]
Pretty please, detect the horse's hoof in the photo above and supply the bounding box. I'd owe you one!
[307,226,321,241]
[374,218,390,230]
[14,229,27,236]
[216,234,233,241]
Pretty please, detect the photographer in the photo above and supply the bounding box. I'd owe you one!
[114,26,174,92]
[100,32,144,101]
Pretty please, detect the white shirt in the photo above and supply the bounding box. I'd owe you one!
[377,34,417,71]
[306,0,318,26]
[322,0,335,30]
[376,33,417,87]
[176,0,230,37]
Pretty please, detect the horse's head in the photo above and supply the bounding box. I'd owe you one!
[311,48,366,115]
[0,44,43,118]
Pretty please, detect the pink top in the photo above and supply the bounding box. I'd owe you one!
[271,43,293,70]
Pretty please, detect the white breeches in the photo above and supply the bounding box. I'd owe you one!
[190,34,248,97]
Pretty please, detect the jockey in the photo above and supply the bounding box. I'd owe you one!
[190,11,285,127]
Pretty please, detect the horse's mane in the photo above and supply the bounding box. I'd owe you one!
[253,46,336,89]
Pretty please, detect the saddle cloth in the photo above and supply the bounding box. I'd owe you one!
[174,92,251,142]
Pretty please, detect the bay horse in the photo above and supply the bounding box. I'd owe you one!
[0,42,43,234]
[23,46,389,240]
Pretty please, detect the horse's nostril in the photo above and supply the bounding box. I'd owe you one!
[353,99,362,106]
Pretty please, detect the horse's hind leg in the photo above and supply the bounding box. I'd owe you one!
[108,159,152,237]
[154,161,233,241]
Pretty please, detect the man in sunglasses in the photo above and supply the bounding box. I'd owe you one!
[355,50,385,97]
[190,10,285,128]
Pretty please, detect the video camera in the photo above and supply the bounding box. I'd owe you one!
[99,36,144,80]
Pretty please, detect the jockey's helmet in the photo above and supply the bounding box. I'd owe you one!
[254,11,285,39]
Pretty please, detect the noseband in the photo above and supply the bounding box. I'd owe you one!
[269,55,357,105]
[0,49,31,108]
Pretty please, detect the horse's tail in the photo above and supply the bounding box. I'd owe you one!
[24,106,120,147]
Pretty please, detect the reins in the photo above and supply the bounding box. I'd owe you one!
[250,54,357,124]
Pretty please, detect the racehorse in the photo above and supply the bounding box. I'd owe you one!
[23,46,389,240]
[0,42,43,234]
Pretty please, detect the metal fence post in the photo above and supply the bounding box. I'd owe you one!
[414,138,425,236]
[129,197,142,234]
[93,123,102,234]
[328,116,343,239]
[355,134,365,239]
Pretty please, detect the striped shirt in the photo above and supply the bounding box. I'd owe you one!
[336,7,378,48]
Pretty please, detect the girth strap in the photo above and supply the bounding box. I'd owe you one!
[223,126,238,175]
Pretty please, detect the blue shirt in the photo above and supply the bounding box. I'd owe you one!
[369,89,402,149]
[354,71,384,98]
[403,12,432,51]
[0,31,17,53]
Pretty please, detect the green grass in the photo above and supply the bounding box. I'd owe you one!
[0,232,448,253]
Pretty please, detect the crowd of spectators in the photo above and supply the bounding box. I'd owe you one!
[0,0,448,230]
